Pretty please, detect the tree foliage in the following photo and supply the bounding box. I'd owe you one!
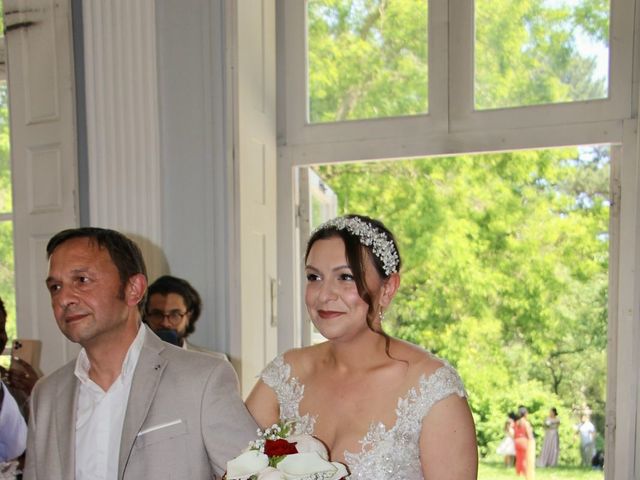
[0,83,16,340]
[308,0,610,463]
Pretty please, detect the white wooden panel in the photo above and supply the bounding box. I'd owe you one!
[282,120,623,166]
[605,145,620,480]
[233,0,277,395]
[82,0,163,279]
[247,142,267,205]
[21,0,59,123]
[609,119,640,479]
[240,231,267,392]
[5,0,79,374]
[27,144,62,213]
[155,0,232,355]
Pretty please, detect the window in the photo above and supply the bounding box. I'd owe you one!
[307,0,429,122]
[278,0,637,475]
[0,2,16,346]
[475,0,610,110]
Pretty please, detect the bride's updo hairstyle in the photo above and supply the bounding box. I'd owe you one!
[305,214,402,347]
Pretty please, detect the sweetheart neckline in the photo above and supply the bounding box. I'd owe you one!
[269,355,454,461]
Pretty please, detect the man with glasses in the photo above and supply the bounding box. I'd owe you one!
[144,275,228,361]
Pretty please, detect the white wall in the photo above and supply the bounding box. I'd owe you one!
[155,0,233,356]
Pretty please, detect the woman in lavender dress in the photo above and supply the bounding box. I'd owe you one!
[537,407,560,467]
[246,214,478,480]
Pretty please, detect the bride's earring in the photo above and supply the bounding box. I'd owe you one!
[378,309,385,321]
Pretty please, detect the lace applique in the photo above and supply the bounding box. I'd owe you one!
[261,356,466,480]
[344,364,466,479]
[260,355,316,435]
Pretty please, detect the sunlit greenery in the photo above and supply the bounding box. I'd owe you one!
[480,460,603,479]
[0,0,17,342]
[475,0,609,109]
[309,0,609,467]
[308,0,428,122]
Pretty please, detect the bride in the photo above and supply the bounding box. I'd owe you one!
[246,214,478,479]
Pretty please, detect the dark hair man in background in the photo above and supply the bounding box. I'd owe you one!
[145,275,228,361]
[24,227,256,480]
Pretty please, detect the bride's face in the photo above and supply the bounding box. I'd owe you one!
[304,236,382,341]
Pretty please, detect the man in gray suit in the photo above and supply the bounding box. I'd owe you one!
[24,227,257,480]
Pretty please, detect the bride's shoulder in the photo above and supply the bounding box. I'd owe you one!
[390,339,460,384]
[279,343,328,376]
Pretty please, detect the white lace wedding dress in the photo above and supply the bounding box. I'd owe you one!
[260,354,466,480]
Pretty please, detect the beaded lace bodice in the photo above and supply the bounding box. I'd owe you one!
[260,354,466,480]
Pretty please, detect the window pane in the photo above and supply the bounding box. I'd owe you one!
[0,83,12,214]
[475,0,610,110]
[0,221,16,341]
[307,0,428,123]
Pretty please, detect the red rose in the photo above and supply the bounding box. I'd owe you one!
[264,438,298,457]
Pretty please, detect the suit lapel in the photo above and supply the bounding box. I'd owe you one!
[55,366,79,479]
[118,327,167,480]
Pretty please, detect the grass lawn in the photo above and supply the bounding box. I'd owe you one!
[479,461,604,479]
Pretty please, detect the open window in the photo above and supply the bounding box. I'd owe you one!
[277,0,638,476]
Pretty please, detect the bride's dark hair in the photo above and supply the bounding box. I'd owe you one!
[305,214,402,354]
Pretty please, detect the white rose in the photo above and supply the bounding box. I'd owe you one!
[257,466,286,480]
[286,434,329,460]
[226,450,269,479]
[276,452,348,480]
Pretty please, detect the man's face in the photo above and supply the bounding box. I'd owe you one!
[145,293,191,343]
[45,237,135,348]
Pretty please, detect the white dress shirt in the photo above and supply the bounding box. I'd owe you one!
[0,381,27,462]
[74,326,146,480]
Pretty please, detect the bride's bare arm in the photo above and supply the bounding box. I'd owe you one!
[245,379,280,429]
[419,394,478,480]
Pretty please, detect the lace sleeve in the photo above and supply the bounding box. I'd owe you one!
[410,364,466,422]
[344,363,467,479]
[260,354,315,435]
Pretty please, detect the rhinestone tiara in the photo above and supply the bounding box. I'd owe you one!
[312,216,399,276]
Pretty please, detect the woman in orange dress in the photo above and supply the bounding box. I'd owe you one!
[514,406,535,478]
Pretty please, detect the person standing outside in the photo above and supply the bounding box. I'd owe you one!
[24,227,257,480]
[496,412,516,467]
[144,275,228,361]
[514,406,535,479]
[578,414,596,467]
[537,407,560,467]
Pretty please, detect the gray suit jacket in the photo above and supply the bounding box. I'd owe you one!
[23,326,257,480]
[184,340,229,362]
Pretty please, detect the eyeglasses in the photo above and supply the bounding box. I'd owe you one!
[145,310,189,327]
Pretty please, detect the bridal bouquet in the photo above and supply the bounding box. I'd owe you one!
[225,421,348,480]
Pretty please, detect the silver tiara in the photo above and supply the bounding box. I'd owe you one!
[312,216,399,276]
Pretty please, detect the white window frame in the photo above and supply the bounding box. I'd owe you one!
[276,0,640,477]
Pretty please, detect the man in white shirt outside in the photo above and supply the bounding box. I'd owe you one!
[577,414,596,467]
[24,227,257,480]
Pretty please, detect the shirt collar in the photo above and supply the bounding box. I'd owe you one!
[74,324,147,387]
